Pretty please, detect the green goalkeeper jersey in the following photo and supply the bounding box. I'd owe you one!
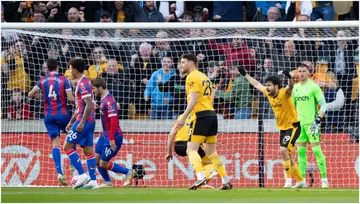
[292,79,325,125]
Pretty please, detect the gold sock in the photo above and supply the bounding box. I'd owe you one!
[202,164,214,179]
[208,152,227,177]
[283,160,291,179]
[291,165,303,182]
[188,151,203,173]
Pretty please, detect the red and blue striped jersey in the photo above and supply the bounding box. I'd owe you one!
[100,93,123,140]
[75,76,95,122]
[37,72,71,117]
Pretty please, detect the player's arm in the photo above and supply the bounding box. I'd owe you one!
[179,92,199,127]
[28,85,41,98]
[166,125,178,161]
[279,70,294,95]
[238,65,265,92]
[80,97,92,124]
[309,85,327,134]
[64,78,75,103]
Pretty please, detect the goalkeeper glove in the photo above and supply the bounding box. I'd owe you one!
[309,116,322,136]
[238,65,247,76]
[282,70,292,79]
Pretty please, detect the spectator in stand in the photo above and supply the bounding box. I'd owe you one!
[109,1,135,22]
[129,42,158,114]
[46,1,66,22]
[62,1,102,22]
[100,58,130,119]
[256,1,286,18]
[213,1,245,22]
[157,62,187,119]
[215,62,252,119]
[310,1,335,21]
[1,6,4,22]
[33,12,45,22]
[152,31,183,66]
[185,1,213,20]
[157,1,184,22]
[128,1,164,22]
[7,88,34,120]
[207,33,257,73]
[181,11,193,22]
[144,56,176,119]
[278,40,303,72]
[65,7,86,23]
[285,1,312,21]
[13,1,48,22]
[266,2,296,22]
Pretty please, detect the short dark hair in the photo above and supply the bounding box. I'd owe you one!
[297,63,309,70]
[265,76,281,88]
[181,53,197,64]
[68,57,86,73]
[91,77,107,90]
[183,11,193,19]
[47,59,58,72]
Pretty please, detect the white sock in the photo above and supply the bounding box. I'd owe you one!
[196,172,205,180]
[221,176,230,184]
[286,178,292,183]
[322,178,328,182]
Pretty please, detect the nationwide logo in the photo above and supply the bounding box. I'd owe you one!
[1,145,41,186]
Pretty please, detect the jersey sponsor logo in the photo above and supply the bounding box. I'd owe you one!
[272,103,283,108]
[1,145,41,185]
[294,96,310,101]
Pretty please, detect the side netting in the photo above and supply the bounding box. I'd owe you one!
[1,22,359,188]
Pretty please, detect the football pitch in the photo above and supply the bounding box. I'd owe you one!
[1,188,359,203]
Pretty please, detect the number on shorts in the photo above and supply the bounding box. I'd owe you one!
[67,130,77,141]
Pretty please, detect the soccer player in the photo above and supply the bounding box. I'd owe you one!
[177,53,232,190]
[292,63,328,188]
[238,65,306,188]
[28,59,75,185]
[166,114,217,186]
[91,77,135,188]
[63,57,97,189]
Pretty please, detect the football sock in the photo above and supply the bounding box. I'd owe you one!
[108,162,129,174]
[52,147,63,175]
[188,151,203,174]
[297,146,307,178]
[98,166,111,183]
[66,149,85,175]
[291,164,303,182]
[208,152,227,178]
[283,159,291,179]
[86,154,97,181]
[312,145,327,178]
[202,164,214,179]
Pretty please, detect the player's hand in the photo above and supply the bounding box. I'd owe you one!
[281,70,292,79]
[66,123,72,132]
[238,65,247,76]
[309,117,321,136]
[165,153,173,162]
[176,117,185,129]
[76,122,85,132]
[110,140,117,151]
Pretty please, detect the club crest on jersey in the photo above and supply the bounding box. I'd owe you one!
[188,82,194,87]
[80,83,86,92]
[107,102,113,110]
[305,88,309,92]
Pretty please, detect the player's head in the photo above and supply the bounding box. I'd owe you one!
[92,77,107,97]
[265,76,281,97]
[46,59,58,72]
[297,63,310,82]
[180,53,197,74]
[68,57,86,79]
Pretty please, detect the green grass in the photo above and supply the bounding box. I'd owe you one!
[1,188,359,203]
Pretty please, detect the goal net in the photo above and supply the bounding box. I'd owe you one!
[1,22,359,188]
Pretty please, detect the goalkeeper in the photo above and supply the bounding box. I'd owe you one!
[238,65,306,188]
[165,114,217,187]
[292,63,328,188]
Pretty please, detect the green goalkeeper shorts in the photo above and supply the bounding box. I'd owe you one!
[296,123,320,144]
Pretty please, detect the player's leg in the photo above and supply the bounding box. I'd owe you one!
[310,140,328,188]
[80,122,97,189]
[64,121,88,189]
[94,135,112,187]
[44,116,66,185]
[296,124,309,179]
[198,146,216,180]
[279,129,292,188]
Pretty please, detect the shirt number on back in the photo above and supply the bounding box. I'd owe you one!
[48,85,57,100]
[202,80,212,96]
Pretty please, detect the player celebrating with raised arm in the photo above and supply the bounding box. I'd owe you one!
[63,58,97,189]
[28,59,75,185]
[292,63,328,188]
[166,114,217,187]
[238,65,306,188]
[91,77,135,188]
[178,53,231,190]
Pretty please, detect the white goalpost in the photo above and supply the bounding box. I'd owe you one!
[1,21,359,188]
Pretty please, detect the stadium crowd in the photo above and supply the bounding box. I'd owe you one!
[1,1,359,139]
